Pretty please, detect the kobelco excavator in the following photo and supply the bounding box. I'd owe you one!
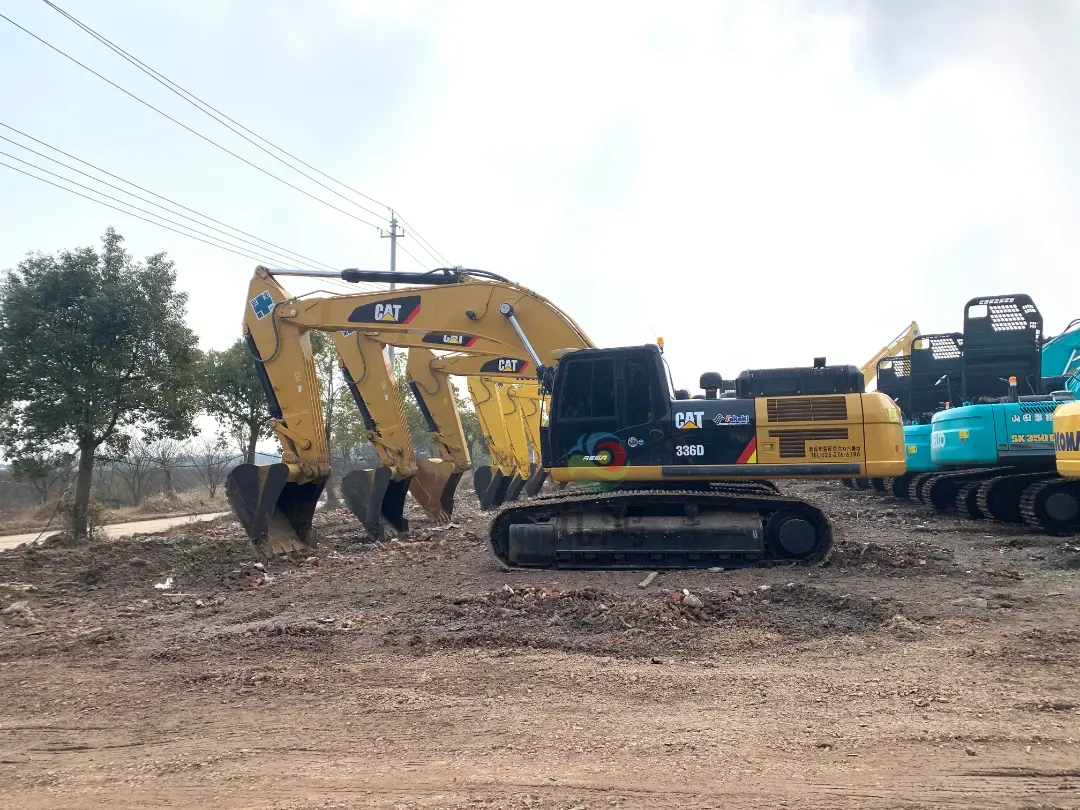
[229,265,906,566]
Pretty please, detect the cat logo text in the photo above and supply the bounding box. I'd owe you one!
[675,411,705,430]
[374,303,402,322]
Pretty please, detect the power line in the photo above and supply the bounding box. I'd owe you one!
[39,0,454,266]
[0,139,339,271]
[0,10,387,232]
[394,213,451,266]
[0,123,339,272]
[39,0,391,225]
[1,160,286,265]
[0,155,320,269]
[397,241,430,270]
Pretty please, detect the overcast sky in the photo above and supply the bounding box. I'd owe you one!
[3,0,1078,396]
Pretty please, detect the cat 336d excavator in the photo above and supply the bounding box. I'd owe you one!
[228,265,906,569]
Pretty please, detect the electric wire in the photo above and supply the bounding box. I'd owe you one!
[2,159,386,299]
[0,143,340,271]
[393,213,450,266]
[0,156,317,269]
[39,0,389,224]
[0,160,277,264]
[0,123,339,272]
[396,242,430,270]
[39,0,454,265]
[0,10,386,232]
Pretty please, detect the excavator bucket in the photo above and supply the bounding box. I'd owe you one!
[523,465,548,497]
[226,462,324,557]
[341,466,411,540]
[410,457,463,522]
[473,465,511,511]
[504,474,527,503]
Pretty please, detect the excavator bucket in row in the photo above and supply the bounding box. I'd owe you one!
[410,457,463,521]
[473,465,510,510]
[225,461,325,557]
[523,464,548,497]
[340,466,411,539]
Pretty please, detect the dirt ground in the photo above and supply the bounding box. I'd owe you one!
[1,480,1078,810]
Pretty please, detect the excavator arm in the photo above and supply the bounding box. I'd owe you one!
[506,382,549,496]
[228,265,593,554]
[331,330,418,538]
[416,352,549,504]
[862,321,921,389]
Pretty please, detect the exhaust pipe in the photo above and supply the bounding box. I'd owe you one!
[410,457,464,522]
[226,462,324,557]
[340,466,411,540]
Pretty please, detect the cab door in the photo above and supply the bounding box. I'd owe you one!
[618,352,671,466]
[547,354,621,464]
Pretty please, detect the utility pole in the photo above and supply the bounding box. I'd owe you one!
[380,211,404,367]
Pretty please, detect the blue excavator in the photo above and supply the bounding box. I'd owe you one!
[909,297,1080,532]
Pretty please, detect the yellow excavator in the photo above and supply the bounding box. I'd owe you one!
[327,332,561,536]
[230,264,593,551]
[861,321,921,389]
[1051,398,1080,531]
[229,265,906,566]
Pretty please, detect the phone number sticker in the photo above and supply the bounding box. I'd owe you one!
[808,444,862,459]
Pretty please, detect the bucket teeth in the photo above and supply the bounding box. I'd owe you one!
[341,467,411,540]
[523,465,548,497]
[226,463,323,557]
[473,466,510,511]
[504,473,527,503]
[410,458,464,522]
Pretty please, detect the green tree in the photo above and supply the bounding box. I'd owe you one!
[200,338,274,464]
[0,228,200,537]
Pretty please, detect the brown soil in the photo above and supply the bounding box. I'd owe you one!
[1,481,1078,809]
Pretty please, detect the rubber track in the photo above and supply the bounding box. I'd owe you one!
[976,471,1058,525]
[1020,477,1080,534]
[886,475,913,499]
[488,486,833,570]
[954,481,983,519]
[914,468,998,509]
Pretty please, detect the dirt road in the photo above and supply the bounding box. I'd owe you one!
[0,511,230,550]
[0,483,1077,809]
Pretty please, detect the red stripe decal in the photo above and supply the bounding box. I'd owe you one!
[736,436,757,464]
[402,305,420,324]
